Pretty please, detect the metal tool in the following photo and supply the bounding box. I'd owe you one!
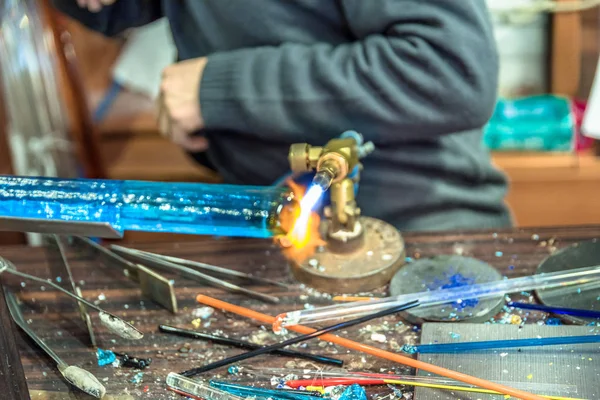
[125,250,287,289]
[110,245,282,304]
[3,288,106,398]
[70,236,178,313]
[0,256,144,340]
[45,235,96,347]
[286,132,405,293]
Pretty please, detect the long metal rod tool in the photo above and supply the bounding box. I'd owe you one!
[46,235,96,346]
[110,245,280,304]
[180,300,419,376]
[122,247,287,288]
[0,257,143,340]
[3,288,105,398]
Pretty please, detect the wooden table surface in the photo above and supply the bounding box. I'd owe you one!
[1,225,599,399]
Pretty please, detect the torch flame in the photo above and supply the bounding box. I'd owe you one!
[277,180,325,263]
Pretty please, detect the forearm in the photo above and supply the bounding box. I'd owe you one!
[199,0,498,145]
[50,0,162,36]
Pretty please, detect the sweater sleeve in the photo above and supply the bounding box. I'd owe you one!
[199,0,499,145]
[50,0,162,37]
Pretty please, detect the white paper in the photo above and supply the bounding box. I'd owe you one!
[111,18,177,99]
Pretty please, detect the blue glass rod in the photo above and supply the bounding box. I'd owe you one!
[414,334,600,354]
[210,381,323,400]
[0,175,293,238]
[508,302,600,319]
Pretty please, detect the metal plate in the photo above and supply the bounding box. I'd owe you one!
[390,255,504,324]
[137,264,178,314]
[290,217,405,293]
[70,236,178,313]
[536,239,600,324]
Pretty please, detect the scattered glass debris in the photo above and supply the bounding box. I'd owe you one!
[96,348,116,367]
[179,345,191,353]
[130,372,144,384]
[228,365,240,375]
[546,318,562,326]
[338,384,367,400]
[510,315,522,325]
[401,344,417,354]
[115,352,152,369]
[371,333,387,343]
[325,385,349,400]
[191,318,202,329]
[193,306,214,319]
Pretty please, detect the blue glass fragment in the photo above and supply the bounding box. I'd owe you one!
[0,176,292,238]
[427,270,478,310]
[338,384,367,400]
[96,348,116,366]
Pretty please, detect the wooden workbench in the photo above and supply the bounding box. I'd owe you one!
[1,225,599,399]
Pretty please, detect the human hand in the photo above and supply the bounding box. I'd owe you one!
[76,0,117,13]
[157,57,209,152]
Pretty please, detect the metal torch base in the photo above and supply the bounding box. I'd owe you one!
[290,217,405,294]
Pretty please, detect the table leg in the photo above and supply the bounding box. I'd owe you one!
[0,284,31,400]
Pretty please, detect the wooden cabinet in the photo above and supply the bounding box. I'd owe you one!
[494,151,600,227]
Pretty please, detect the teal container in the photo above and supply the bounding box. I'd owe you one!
[483,95,574,151]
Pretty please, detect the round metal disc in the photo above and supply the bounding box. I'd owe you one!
[535,239,600,324]
[290,217,405,293]
[389,255,504,324]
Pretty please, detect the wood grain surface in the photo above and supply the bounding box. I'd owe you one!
[1,225,599,399]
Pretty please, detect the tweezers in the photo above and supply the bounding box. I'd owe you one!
[110,245,285,304]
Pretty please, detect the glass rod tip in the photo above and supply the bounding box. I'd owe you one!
[312,170,334,192]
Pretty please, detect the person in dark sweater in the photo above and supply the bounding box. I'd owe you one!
[53,0,512,232]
